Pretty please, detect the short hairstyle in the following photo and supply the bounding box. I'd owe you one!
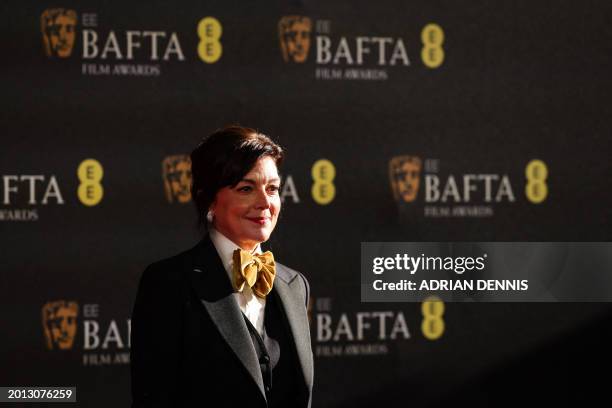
[190,125,284,229]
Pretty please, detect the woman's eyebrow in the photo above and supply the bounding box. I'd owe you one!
[240,177,281,184]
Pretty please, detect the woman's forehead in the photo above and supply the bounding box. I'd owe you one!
[243,157,279,181]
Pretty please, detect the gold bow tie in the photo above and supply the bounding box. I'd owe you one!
[232,249,276,298]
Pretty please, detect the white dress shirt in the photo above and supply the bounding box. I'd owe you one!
[209,227,266,336]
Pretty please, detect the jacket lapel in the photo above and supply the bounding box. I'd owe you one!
[189,238,267,401]
[273,266,314,391]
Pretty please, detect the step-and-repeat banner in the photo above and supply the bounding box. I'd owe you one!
[2,1,611,406]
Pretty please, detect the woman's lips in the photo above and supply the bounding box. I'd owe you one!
[246,217,269,225]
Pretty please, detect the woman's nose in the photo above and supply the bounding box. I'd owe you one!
[254,189,271,209]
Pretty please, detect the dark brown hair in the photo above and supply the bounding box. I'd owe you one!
[190,125,284,229]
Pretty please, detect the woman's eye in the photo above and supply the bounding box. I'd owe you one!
[268,185,280,193]
[237,186,252,192]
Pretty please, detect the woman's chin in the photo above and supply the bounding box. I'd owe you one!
[245,228,272,245]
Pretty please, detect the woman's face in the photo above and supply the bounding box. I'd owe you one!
[210,156,281,251]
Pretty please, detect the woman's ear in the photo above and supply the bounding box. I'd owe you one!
[206,202,215,223]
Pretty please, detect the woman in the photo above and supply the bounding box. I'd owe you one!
[130,126,313,407]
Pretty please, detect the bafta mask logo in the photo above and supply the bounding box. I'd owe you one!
[41,8,78,58]
[162,155,192,203]
[278,16,312,63]
[389,156,422,203]
[42,300,79,350]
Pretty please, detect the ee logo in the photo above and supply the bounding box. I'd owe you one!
[525,159,548,204]
[421,296,445,340]
[77,159,103,206]
[198,17,222,63]
[311,159,336,205]
[421,23,445,69]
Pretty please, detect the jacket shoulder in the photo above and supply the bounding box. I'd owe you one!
[276,262,306,283]
[276,262,310,308]
[138,246,197,288]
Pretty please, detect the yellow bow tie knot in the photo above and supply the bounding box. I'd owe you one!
[232,249,276,298]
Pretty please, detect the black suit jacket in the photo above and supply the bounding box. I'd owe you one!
[130,237,314,407]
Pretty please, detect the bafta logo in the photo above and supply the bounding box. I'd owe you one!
[389,156,422,203]
[278,16,312,63]
[41,8,78,58]
[162,155,192,203]
[42,300,78,350]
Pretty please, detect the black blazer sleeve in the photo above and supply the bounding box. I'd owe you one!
[130,262,184,407]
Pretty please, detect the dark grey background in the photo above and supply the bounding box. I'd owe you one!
[1,1,611,407]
